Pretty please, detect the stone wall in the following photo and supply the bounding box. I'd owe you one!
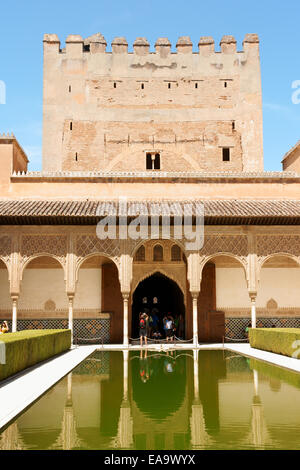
[43,33,263,173]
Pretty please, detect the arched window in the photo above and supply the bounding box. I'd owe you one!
[153,244,163,261]
[134,245,145,262]
[171,244,181,261]
[146,152,161,170]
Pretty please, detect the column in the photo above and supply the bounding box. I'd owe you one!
[192,293,199,347]
[66,233,77,345]
[11,295,18,333]
[68,295,74,343]
[123,349,129,400]
[10,233,21,334]
[250,293,257,329]
[123,293,129,347]
[187,253,201,347]
[193,349,199,399]
[119,252,133,347]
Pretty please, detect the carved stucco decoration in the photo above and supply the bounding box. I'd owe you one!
[76,235,121,265]
[0,235,12,268]
[257,235,300,256]
[256,235,300,266]
[199,235,248,272]
[21,235,68,269]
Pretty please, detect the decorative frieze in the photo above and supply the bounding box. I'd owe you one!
[256,235,300,258]
[21,235,67,266]
[0,235,12,266]
[200,234,248,257]
[76,234,121,260]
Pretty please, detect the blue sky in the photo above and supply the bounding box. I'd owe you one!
[0,0,299,171]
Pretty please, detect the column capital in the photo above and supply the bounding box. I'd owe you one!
[191,291,200,300]
[122,292,130,300]
[249,291,257,302]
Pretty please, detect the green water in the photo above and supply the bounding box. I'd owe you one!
[1,349,300,450]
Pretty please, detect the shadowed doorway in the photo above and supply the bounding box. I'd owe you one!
[131,272,185,339]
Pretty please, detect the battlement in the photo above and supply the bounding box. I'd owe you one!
[43,32,259,57]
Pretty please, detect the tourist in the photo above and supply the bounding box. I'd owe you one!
[163,315,167,333]
[151,309,159,335]
[139,312,148,346]
[245,322,251,339]
[165,315,174,342]
[139,349,150,383]
[164,351,175,374]
[0,321,9,334]
[152,330,162,342]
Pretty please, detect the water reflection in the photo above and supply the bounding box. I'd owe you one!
[1,349,300,449]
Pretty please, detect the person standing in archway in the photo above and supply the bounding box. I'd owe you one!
[139,312,148,346]
[165,315,174,342]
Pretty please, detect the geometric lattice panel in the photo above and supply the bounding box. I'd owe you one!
[76,235,120,259]
[225,317,300,342]
[225,318,251,342]
[73,351,110,375]
[2,318,111,344]
[17,318,68,331]
[201,235,248,257]
[73,318,111,345]
[256,235,300,257]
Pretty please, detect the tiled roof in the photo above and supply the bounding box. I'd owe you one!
[1,199,300,225]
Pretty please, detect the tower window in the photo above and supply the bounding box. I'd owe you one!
[232,121,235,131]
[168,83,171,89]
[195,82,198,89]
[153,244,163,262]
[135,245,145,261]
[146,152,161,170]
[224,82,227,88]
[141,83,144,90]
[75,152,78,162]
[114,82,117,88]
[222,148,230,162]
[70,122,72,131]
[171,245,181,261]
[69,85,72,93]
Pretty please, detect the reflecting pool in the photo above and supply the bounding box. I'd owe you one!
[1,349,300,450]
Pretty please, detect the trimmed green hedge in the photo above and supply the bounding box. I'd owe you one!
[249,328,300,358]
[0,329,71,381]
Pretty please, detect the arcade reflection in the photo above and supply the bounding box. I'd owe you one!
[1,350,300,450]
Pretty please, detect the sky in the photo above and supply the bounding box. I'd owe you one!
[0,0,299,171]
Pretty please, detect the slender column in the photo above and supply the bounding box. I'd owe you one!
[11,295,18,332]
[192,292,199,347]
[122,293,129,347]
[68,295,74,343]
[250,293,257,329]
[253,369,259,396]
[123,350,129,400]
[193,349,199,399]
